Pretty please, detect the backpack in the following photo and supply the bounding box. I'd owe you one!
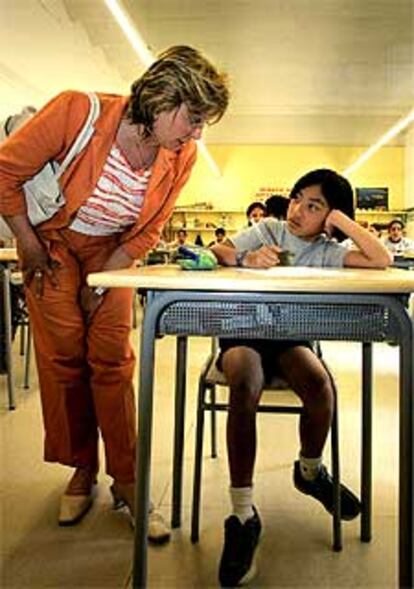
[0,92,100,238]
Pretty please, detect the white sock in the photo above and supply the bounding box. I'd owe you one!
[230,486,254,524]
[299,454,322,481]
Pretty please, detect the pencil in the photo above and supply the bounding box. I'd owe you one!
[252,221,292,265]
[252,220,277,247]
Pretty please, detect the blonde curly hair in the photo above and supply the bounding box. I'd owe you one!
[128,45,229,135]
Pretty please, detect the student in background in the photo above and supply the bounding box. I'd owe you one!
[168,228,188,248]
[246,201,266,226]
[211,168,392,587]
[208,226,226,246]
[383,219,414,254]
[264,193,289,220]
[368,223,382,239]
[0,45,229,537]
[0,105,37,141]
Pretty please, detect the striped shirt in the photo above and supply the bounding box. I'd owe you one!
[70,143,151,236]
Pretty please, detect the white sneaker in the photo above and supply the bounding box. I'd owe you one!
[148,506,171,544]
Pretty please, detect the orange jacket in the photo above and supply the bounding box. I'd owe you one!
[0,90,197,259]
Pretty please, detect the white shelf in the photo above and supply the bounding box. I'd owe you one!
[170,226,236,232]
[356,209,406,216]
[173,208,245,214]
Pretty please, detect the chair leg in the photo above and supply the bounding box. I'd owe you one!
[330,392,342,551]
[210,385,217,458]
[320,349,342,551]
[3,267,16,410]
[19,323,26,356]
[191,379,207,543]
[361,342,372,542]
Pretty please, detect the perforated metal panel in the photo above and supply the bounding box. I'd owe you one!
[158,301,399,342]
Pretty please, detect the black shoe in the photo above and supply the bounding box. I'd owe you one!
[293,460,361,521]
[218,506,262,587]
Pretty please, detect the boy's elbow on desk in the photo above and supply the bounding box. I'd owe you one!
[375,249,394,269]
[210,243,234,266]
[344,249,393,269]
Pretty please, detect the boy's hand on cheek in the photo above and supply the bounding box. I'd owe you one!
[324,209,342,237]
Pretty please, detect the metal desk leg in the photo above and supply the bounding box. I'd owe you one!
[361,342,372,542]
[172,335,188,528]
[399,324,413,588]
[132,306,157,589]
[3,267,15,410]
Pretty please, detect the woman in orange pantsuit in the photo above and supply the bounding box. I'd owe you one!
[0,46,229,540]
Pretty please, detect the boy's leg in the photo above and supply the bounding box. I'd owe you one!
[278,345,360,520]
[278,345,333,459]
[218,345,263,587]
[222,346,264,489]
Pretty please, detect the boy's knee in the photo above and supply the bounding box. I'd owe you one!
[229,383,261,415]
[302,372,334,412]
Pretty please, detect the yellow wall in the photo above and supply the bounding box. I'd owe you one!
[178,144,405,211]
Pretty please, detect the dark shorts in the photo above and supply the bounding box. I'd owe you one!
[217,338,313,384]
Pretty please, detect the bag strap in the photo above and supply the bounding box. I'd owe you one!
[55,92,100,179]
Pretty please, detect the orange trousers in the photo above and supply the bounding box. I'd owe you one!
[24,229,136,483]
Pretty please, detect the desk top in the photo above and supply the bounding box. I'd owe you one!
[0,248,18,262]
[88,264,414,294]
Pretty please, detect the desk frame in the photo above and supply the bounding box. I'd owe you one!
[132,289,413,588]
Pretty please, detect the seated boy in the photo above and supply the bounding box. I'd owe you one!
[210,168,392,587]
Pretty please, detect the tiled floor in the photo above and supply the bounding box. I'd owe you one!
[1,317,401,588]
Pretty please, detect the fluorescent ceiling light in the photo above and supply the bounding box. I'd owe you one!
[103,0,222,177]
[196,140,222,178]
[343,106,414,177]
[103,0,154,67]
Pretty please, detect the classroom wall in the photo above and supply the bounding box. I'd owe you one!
[404,128,414,205]
[178,144,405,212]
[404,127,414,237]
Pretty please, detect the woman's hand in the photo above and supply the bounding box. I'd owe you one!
[79,246,133,322]
[79,286,105,323]
[19,234,60,297]
[2,214,60,297]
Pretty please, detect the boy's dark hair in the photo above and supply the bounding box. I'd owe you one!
[289,169,354,241]
[265,194,289,219]
[246,201,266,218]
[215,227,226,237]
[388,218,405,230]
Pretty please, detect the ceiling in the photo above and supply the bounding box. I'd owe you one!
[61,0,414,146]
[1,1,413,147]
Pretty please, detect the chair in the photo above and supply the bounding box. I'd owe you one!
[10,271,31,390]
[1,269,31,409]
[191,339,342,551]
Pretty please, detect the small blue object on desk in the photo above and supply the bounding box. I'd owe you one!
[177,246,218,270]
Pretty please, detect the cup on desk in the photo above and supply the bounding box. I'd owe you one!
[278,250,293,266]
